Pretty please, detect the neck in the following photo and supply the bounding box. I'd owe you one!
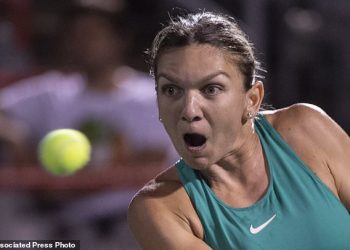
[201,121,269,207]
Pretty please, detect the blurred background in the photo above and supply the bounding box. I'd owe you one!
[0,0,349,249]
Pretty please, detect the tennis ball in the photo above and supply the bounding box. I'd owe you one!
[38,129,91,175]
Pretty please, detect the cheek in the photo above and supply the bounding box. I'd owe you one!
[213,94,245,121]
[210,97,245,138]
[159,113,181,152]
[157,98,177,131]
[211,115,242,155]
[157,97,169,120]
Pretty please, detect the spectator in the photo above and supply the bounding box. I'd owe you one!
[0,1,177,168]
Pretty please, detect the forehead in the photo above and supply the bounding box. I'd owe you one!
[156,44,243,82]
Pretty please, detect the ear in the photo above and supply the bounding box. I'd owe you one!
[245,81,264,115]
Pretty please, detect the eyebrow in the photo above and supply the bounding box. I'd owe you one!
[157,71,231,84]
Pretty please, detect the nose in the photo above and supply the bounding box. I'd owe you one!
[181,91,202,122]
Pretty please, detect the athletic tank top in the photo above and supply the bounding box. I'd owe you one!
[176,114,350,250]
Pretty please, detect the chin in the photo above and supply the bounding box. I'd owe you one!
[182,155,211,170]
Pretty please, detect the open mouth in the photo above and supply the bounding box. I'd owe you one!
[184,133,207,148]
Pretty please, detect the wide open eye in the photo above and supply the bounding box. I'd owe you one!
[161,85,182,97]
[184,133,207,147]
[202,84,223,96]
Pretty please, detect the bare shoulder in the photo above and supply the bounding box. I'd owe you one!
[261,103,348,150]
[128,166,185,222]
[128,165,208,249]
[129,166,183,207]
[261,103,350,210]
[262,103,329,130]
[261,104,330,165]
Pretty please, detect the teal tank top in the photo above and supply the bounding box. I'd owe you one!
[176,114,350,250]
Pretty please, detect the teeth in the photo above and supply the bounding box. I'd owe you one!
[184,133,206,147]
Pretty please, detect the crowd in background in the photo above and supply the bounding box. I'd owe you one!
[0,0,349,249]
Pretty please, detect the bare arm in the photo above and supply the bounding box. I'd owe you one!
[128,181,212,250]
[314,108,350,211]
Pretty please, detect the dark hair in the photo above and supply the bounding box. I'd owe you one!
[148,11,263,90]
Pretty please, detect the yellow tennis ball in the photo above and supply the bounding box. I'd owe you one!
[38,129,91,175]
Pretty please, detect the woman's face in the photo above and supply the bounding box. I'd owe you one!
[156,44,251,169]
